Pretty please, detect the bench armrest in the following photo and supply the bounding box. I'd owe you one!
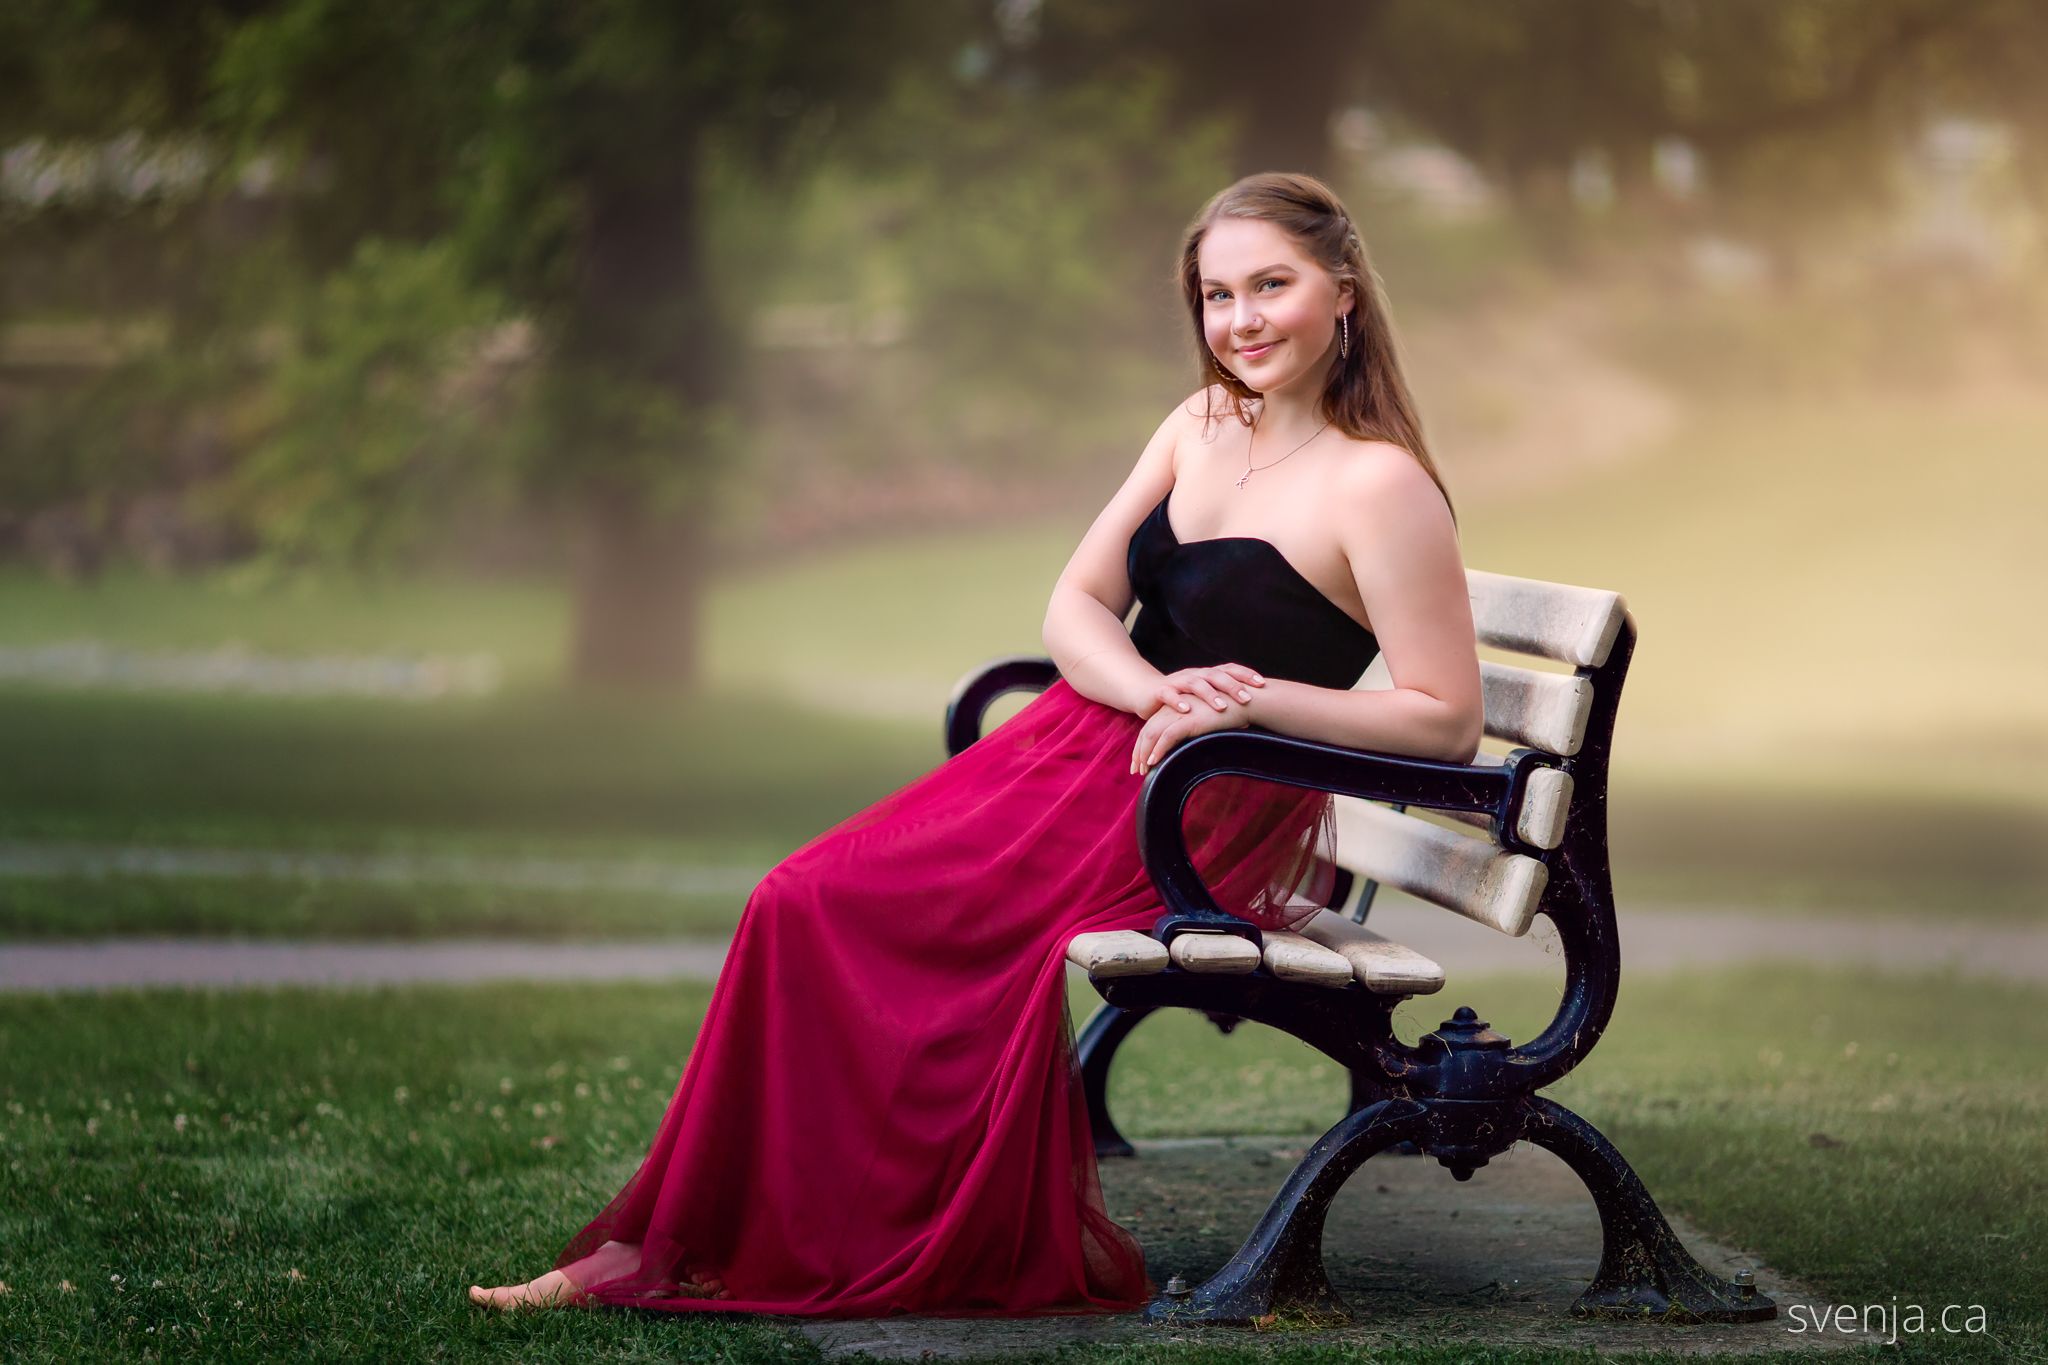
[1137,726,1555,949]
[944,655,1061,757]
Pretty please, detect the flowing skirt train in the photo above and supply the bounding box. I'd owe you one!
[555,678,1333,1317]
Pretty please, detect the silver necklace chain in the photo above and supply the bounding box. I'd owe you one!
[1237,414,1330,490]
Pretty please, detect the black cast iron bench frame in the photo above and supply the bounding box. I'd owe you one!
[943,615,1776,1328]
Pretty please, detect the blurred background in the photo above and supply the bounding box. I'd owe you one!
[2,0,2044,938]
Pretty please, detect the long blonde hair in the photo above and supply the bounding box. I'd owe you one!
[1176,171,1452,521]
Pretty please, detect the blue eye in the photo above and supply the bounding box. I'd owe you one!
[1206,279,1286,303]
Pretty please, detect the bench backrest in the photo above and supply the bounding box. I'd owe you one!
[1315,569,1632,937]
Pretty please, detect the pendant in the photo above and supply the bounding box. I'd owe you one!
[1235,469,1251,490]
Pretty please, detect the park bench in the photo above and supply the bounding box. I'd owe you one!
[944,568,1778,1328]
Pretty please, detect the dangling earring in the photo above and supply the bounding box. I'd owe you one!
[1339,314,1350,360]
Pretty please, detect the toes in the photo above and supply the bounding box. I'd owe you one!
[469,1280,559,1311]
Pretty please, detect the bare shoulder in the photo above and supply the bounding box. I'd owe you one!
[1332,439,1452,529]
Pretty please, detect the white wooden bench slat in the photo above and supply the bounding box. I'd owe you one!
[1468,569,1627,668]
[1168,930,1263,974]
[1480,661,1594,757]
[1361,650,1594,757]
[1517,766,1574,849]
[1327,797,1548,936]
[1259,928,1356,989]
[1066,929,1169,978]
[1435,765,1576,851]
[1065,923,1443,994]
[1296,908,1447,994]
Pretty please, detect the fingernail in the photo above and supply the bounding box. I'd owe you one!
[1252,673,1264,683]
[1238,690,1251,701]
[1213,699,1226,709]
[1178,703,1190,712]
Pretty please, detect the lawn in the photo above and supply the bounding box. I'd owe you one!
[0,874,753,940]
[0,685,932,855]
[0,964,2039,1361]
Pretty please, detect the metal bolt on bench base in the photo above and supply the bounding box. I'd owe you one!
[948,616,1777,1329]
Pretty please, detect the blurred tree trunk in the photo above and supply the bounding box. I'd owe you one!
[1029,0,1381,180]
[570,491,705,689]
[1215,0,1370,177]
[557,130,723,690]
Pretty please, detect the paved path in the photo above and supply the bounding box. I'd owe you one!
[5,901,2044,993]
[0,937,734,992]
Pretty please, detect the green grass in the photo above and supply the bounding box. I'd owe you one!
[0,876,751,940]
[1606,781,2046,921]
[0,965,2040,1361]
[0,686,932,853]
[0,569,570,693]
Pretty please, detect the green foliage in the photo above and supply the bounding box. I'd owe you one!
[1349,0,2047,269]
[3,0,975,581]
[9,0,2045,636]
[865,65,1240,466]
[517,363,743,515]
[1,354,169,517]
[225,240,513,570]
[886,65,1232,372]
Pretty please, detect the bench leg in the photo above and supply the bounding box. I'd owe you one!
[1523,1096,1778,1323]
[1346,1068,1424,1156]
[1143,1097,1430,1326]
[1074,1001,1151,1159]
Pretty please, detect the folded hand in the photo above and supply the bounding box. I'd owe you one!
[1131,668,1258,775]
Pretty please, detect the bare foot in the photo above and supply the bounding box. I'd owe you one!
[469,1241,730,1311]
[468,1268,585,1311]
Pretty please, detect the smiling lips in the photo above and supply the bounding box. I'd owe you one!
[1239,340,1281,360]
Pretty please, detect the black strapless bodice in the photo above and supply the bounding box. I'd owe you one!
[1125,489,1380,689]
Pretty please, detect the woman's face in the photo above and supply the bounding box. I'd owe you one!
[1197,216,1353,398]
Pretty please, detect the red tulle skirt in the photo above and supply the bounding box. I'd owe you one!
[554,677,1334,1317]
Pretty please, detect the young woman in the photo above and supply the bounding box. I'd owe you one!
[470,171,1481,1317]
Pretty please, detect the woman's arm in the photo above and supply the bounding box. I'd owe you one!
[1244,448,1482,763]
[1042,403,1185,718]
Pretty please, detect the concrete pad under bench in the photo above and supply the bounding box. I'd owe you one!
[798,1137,1879,1358]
